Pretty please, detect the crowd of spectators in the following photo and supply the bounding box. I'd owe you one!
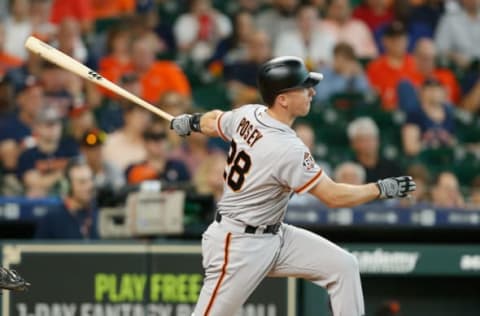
[1,0,480,239]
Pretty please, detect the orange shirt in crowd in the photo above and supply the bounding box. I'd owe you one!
[0,53,23,77]
[100,60,191,103]
[90,0,135,19]
[409,69,461,104]
[366,55,417,111]
[98,55,131,97]
[50,0,92,25]
[139,62,191,103]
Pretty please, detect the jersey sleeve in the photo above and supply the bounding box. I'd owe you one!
[275,144,324,195]
[215,111,234,142]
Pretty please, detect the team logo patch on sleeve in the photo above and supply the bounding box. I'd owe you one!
[302,152,315,171]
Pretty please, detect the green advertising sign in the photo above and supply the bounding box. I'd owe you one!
[344,244,480,276]
[2,244,296,316]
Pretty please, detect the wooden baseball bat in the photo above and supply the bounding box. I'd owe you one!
[24,36,174,122]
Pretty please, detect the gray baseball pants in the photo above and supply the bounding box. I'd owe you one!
[193,216,365,316]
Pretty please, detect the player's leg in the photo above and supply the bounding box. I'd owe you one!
[269,224,364,316]
[193,223,281,316]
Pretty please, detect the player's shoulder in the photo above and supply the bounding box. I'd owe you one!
[227,103,265,119]
[231,103,266,114]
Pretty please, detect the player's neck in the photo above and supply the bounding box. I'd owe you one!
[266,108,295,127]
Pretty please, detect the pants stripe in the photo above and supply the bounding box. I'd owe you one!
[204,232,232,316]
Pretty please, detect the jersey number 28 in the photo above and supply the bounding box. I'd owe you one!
[223,140,252,191]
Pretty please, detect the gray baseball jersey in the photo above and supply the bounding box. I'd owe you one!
[216,104,324,226]
[192,104,365,316]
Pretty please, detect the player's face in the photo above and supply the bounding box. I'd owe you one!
[286,87,315,116]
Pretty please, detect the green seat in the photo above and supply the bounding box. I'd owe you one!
[94,17,121,33]
[192,81,230,111]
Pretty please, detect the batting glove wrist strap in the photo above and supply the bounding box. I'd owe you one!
[377,176,416,199]
[190,113,203,133]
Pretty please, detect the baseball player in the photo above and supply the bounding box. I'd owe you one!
[170,56,416,316]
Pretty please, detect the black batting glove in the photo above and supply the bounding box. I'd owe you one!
[376,176,416,199]
[170,113,202,136]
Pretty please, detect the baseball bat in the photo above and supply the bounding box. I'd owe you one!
[24,36,174,122]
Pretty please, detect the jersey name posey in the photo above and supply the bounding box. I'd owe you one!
[236,117,263,147]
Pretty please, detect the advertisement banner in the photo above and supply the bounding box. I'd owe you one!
[344,244,480,276]
[2,244,296,316]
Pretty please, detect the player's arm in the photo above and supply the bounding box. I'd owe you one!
[309,173,416,208]
[170,110,224,138]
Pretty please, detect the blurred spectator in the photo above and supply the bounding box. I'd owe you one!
[40,62,78,118]
[97,25,132,97]
[194,152,226,203]
[367,21,416,110]
[224,31,271,107]
[461,78,480,113]
[294,121,316,153]
[435,0,480,69]
[255,0,298,44]
[157,92,193,150]
[30,0,56,41]
[90,0,135,20]
[352,0,394,33]
[401,163,431,206]
[102,103,151,173]
[35,157,99,239]
[4,50,44,91]
[210,10,256,65]
[398,38,460,114]
[321,0,378,59]
[173,0,232,63]
[0,139,23,196]
[348,117,402,183]
[274,5,336,69]
[402,79,455,157]
[79,128,124,198]
[409,0,445,40]
[126,120,190,185]
[431,171,465,208]
[127,7,173,57]
[0,22,23,78]
[52,17,88,63]
[0,76,43,173]
[403,38,460,109]
[67,105,97,142]
[293,121,332,174]
[102,37,191,104]
[131,37,190,103]
[468,176,480,210]
[333,161,366,185]
[4,0,32,60]
[50,0,93,34]
[169,129,224,177]
[95,72,141,133]
[17,106,79,197]
[315,42,371,103]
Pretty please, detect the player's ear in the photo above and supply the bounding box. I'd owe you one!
[277,94,288,109]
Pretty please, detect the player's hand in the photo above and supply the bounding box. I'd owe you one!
[170,113,203,137]
[377,176,416,199]
[170,114,193,136]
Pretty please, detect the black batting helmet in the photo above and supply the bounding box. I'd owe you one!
[257,56,324,106]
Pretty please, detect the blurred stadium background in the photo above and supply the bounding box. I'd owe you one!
[1,0,480,315]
